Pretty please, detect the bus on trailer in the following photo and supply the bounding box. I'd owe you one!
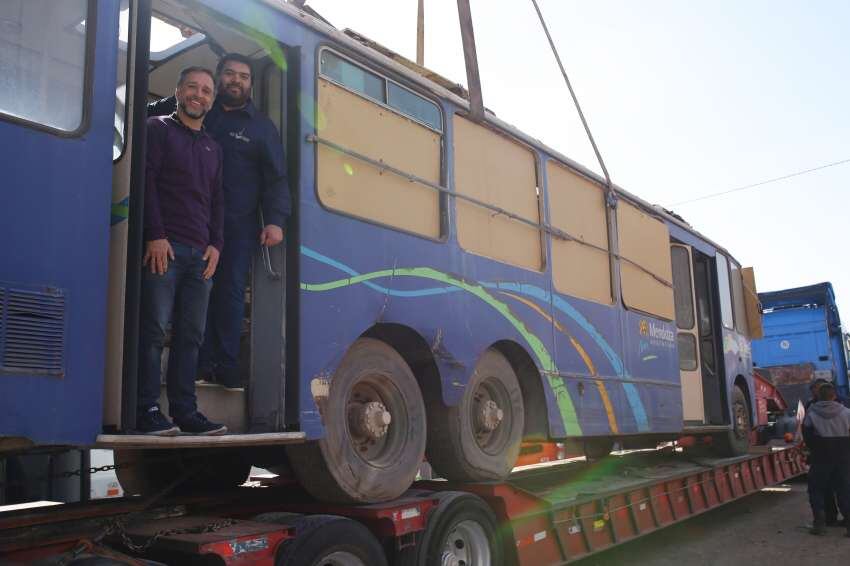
[0,0,764,505]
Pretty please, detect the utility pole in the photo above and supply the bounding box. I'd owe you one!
[416,0,425,66]
[456,0,484,122]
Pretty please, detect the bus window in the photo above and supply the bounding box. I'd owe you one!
[0,0,89,132]
[454,115,542,271]
[547,161,611,303]
[316,67,442,238]
[729,260,749,335]
[617,201,674,320]
[715,253,734,330]
[113,2,130,160]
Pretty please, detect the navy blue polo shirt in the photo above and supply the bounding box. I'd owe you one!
[148,97,290,240]
[144,114,224,252]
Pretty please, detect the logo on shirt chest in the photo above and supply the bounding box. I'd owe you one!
[229,129,251,143]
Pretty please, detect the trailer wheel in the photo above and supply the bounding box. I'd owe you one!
[714,385,752,456]
[275,515,388,566]
[398,491,502,566]
[114,448,251,496]
[427,349,524,482]
[286,338,426,503]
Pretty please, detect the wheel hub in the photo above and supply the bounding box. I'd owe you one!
[475,399,504,433]
[349,400,392,440]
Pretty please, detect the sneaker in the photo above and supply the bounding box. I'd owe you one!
[137,406,180,436]
[174,411,227,435]
[195,367,216,385]
[216,367,244,391]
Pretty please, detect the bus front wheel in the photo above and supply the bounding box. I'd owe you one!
[714,385,752,456]
[286,338,426,503]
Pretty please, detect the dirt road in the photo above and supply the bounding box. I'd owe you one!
[574,476,849,565]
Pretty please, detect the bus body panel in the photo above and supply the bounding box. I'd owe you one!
[0,1,120,444]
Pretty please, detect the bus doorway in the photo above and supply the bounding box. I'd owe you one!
[103,0,294,439]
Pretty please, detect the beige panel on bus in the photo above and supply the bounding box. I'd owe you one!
[317,79,441,238]
[617,201,674,320]
[547,161,612,304]
[453,115,542,271]
[741,267,764,339]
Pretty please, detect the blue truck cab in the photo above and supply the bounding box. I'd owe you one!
[752,282,850,406]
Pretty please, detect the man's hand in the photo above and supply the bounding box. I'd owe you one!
[260,224,284,247]
[202,245,220,279]
[143,239,174,274]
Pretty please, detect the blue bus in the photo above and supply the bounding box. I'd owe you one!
[0,0,763,504]
[753,282,850,406]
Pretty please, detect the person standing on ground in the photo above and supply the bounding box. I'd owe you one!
[137,66,226,436]
[802,382,850,536]
[149,53,290,389]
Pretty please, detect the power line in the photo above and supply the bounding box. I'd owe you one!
[673,157,850,206]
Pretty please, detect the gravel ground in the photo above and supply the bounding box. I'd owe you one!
[574,476,850,566]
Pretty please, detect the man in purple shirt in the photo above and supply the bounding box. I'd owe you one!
[138,66,226,435]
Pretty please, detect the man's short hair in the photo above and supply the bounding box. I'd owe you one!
[177,66,216,88]
[818,382,837,401]
[216,53,254,83]
[810,377,830,391]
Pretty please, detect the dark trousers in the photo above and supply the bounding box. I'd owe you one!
[199,235,254,383]
[808,456,850,523]
[138,242,212,418]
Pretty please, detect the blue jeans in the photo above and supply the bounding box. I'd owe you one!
[138,242,212,418]
[199,235,254,382]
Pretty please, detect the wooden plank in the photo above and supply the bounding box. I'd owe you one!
[94,432,306,449]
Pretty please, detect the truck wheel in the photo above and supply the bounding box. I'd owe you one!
[427,349,524,481]
[583,438,614,462]
[275,515,388,566]
[714,385,751,456]
[114,448,251,496]
[286,338,426,503]
[398,492,502,566]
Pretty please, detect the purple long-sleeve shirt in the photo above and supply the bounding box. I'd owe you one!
[144,114,224,252]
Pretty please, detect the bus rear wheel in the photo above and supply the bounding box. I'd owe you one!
[427,349,524,482]
[714,385,751,456]
[286,338,426,503]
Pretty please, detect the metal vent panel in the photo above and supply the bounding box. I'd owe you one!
[0,285,67,377]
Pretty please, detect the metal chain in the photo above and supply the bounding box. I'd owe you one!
[108,517,238,554]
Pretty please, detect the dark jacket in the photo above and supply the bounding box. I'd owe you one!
[803,400,850,463]
[148,96,290,237]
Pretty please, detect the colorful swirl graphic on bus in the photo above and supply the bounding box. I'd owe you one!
[300,246,651,434]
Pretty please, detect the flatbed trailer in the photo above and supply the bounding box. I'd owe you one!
[0,444,805,566]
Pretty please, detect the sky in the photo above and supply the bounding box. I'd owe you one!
[305,1,850,323]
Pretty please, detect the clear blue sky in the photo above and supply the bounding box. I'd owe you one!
[308,1,850,323]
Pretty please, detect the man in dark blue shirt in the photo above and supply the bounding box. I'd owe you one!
[148,53,289,389]
[139,66,226,436]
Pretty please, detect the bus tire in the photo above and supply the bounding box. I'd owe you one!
[427,349,524,482]
[714,385,751,456]
[275,515,388,566]
[397,491,502,566]
[114,448,251,496]
[286,338,426,503]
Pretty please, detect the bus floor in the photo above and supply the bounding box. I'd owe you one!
[574,475,838,566]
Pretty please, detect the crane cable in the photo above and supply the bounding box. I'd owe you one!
[530,0,614,201]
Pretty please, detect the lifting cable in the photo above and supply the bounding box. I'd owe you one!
[529,0,614,204]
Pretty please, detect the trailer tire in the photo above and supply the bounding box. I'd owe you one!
[714,385,751,456]
[275,515,388,566]
[397,491,502,566]
[286,338,426,503]
[114,448,251,496]
[427,349,524,482]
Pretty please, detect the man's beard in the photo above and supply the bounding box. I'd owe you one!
[180,102,208,119]
[219,83,249,107]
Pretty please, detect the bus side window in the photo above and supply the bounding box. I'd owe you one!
[454,115,542,271]
[617,201,674,320]
[0,0,89,132]
[715,253,735,330]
